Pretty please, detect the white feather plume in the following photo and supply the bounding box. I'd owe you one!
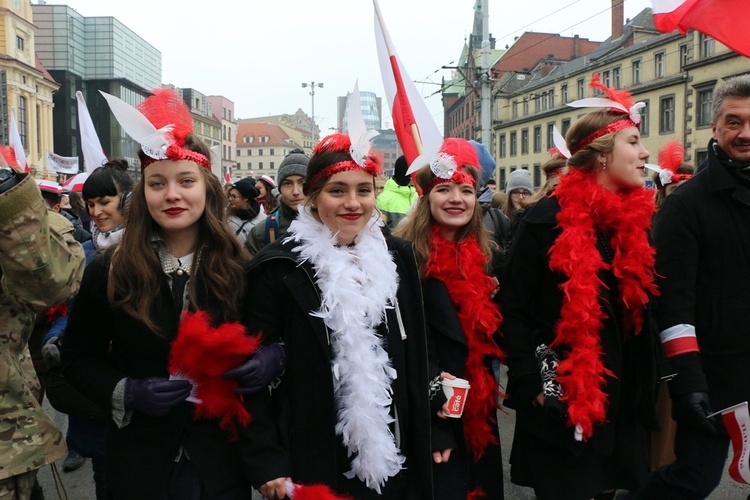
[552,125,571,159]
[566,97,645,125]
[99,91,174,160]
[346,81,379,167]
[645,163,674,185]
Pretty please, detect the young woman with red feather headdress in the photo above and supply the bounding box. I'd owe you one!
[394,137,505,500]
[61,88,285,499]
[498,75,661,499]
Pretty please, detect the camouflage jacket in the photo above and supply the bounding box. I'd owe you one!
[0,173,85,480]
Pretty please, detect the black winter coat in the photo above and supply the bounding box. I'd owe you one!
[62,253,269,499]
[244,236,434,499]
[498,195,658,499]
[653,140,750,410]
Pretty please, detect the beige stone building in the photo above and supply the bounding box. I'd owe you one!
[491,8,750,189]
[0,0,58,174]
[234,122,303,182]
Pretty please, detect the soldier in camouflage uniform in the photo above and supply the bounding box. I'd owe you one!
[0,165,86,499]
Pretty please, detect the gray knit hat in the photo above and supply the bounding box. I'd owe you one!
[505,168,533,194]
[278,149,309,184]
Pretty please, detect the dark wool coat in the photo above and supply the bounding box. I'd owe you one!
[244,236,434,500]
[498,195,658,499]
[653,141,750,410]
[61,253,275,499]
[424,273,504,500]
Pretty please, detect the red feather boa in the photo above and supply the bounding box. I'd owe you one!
[288,482,353,500]
[549,168,657,440]
[168,311,261,439]
[425,227,504,459]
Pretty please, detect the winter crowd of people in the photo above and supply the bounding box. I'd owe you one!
[2,73,750,500]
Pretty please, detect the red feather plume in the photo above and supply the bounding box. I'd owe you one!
[658,140,685,174]
[441,137,480,169]
[288,483,353,500]
[169,311,261,439]
[137,88,195,147]
[313,133,351,155]
[589,73,635,112]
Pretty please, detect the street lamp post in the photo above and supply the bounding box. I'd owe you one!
[301,81,324,146]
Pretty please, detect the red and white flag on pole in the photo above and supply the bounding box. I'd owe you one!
[9,107,29,172]
[716,401,750,484]
[652,0,750,59]
[373,0,442,174]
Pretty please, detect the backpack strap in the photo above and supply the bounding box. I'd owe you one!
[235,219,251,236]
[264,211,280,245]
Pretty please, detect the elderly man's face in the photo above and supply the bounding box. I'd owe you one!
[713,97,750,163]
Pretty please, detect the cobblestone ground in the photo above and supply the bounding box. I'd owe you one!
[37,369,748,499]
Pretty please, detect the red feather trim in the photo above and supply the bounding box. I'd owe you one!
[590,73,635,111]
[288,483,353,500]
[549,168,657,440]
[137,88,195,147]
[467,487,487,499]
[425,227,504,460]
[44,302,68,325]
[168,311,261,439]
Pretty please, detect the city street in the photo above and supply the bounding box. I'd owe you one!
[38,369,749,499]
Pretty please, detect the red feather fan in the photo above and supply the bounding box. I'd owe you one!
[137,88,195,147]
[658,140,685,174]
[168,311,261,439]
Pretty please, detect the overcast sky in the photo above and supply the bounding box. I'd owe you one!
[41,0,653,136]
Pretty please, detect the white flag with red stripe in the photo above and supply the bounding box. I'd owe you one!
[9,107,29,172]
[720,401,750,484]
[373,0,441,171]
[652,0,750,58]
[77,91,108,173]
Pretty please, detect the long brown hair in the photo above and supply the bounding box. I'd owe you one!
[108,134,249,334]
[394,164,492,277]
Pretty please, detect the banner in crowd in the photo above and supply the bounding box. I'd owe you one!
[46,152,80,174]
[719,401,750,484]
[9,107,29,172]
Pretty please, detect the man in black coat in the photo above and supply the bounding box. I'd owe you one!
[638,74,750,498]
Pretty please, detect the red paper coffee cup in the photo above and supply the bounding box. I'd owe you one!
[441,377,471,418]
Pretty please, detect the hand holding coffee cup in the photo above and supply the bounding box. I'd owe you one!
[440,375,471,418]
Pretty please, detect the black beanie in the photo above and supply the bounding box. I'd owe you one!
[393,155,410,186]
[233,177,259,200]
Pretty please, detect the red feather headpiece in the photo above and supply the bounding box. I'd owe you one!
[422,138,480,194]
[306,133,382,192]
[656,140,692,185]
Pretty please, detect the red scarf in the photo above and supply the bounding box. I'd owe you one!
[549,168,657,441]
[425,227,503,459]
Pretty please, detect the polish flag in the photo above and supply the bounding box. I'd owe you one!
[373,0,442,176]
[720,401,750,484]
[652,0,750,59]
[9,108,29,172]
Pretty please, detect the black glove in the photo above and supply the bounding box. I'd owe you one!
[672,391,721,434]
[124,377,192,417]
[41,336,61,367]
[222,343,286,394]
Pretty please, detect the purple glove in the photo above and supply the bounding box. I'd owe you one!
[222,343,286,394]
[124,377,192,417]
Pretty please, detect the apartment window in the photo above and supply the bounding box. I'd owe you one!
[236,162,241,169]
[247,162,252,169]
[534,96,540,113]
[270,149,275,156]
[533,164,542,187]
[561,84,568,104]
[270,162,275,170]
[499,169,507,189]
[533,125,542,153]
[613,67,621,89]
[223,125,226,140]
[259,162,264,169]
[695,149,708,167]
[660,95,675,133]
[512,100,518,119]
[640,100,650,137]
[679,44,690,70]
[247,149,252,156]
[547,123,555,149]
[523,98,530,116]
[655,52,665,78]
[17,96,26,148]
[237,150,241,157]
[602,70,611,88]
[258,149,263,156]
[223,145,226,159]
[548,90,554,108]
[521,129,529,154]
[696,87,714,127]
[699,33,715,58]
[499,134,506,158]
[16,36,23,51]
[510,131,517,156]
[561,118,571,137]
[577,78,585,99]
[632,59,642,85]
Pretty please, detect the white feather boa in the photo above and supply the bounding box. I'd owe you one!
[286,206,404,492]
